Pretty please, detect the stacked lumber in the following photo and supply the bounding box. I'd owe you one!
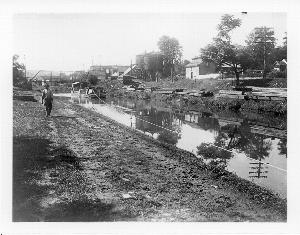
[218,88,287,101]
[249,87,287,101]
[13,91,36,102]
[218,90,245,99]
[153,88,173,94]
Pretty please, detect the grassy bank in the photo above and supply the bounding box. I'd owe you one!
[144,77,287,90]
[96,76,287,116]
[109,88,287,116]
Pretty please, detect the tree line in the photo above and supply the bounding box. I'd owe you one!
[157,14,287,84]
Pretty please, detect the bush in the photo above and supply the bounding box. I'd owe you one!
[267,70,287,78]
[88,74,98,86]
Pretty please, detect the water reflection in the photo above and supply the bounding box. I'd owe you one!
[197,124,273,179]
[157,131,180,145]
[197,143,233,169]
[213,122,273,161]
[135,107,182,145]
[67,94,287,197]
[278,139,287,156]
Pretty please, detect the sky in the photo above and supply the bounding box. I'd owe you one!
[14,12,286,71]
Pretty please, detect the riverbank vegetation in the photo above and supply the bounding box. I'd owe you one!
[108,86,287,117]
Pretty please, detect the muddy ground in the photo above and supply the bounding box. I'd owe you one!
[13,90,286,222]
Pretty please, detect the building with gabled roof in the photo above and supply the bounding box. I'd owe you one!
[274,59,287,72]
[185,57,218,79]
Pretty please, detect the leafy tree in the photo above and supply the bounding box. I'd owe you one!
[13,54,26,85]
[272,46,287,62]
[271,33,287,65]
[13,54,31,89]
[245,27,276,76]
[157,35,182,78]
[216,14,241,42]
[200,14,250,85]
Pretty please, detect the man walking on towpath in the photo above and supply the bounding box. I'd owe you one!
[42,83,53,117]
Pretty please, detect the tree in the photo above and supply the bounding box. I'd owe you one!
[271,33,287,64]
[272,46,287,62]
[216,14,241,42]
[13,54,28,88]
[13,55,25,82]
[245,27,276,77]
[176,59,191,77]
[157,35,182,79]
[200,14,249,85]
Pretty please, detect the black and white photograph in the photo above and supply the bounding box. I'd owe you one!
[1,0,300,234]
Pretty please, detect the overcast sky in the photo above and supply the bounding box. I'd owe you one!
[14,12,286,71]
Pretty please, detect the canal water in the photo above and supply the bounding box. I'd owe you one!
[56,93,287,198]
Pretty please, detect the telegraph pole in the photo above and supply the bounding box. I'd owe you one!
[254,27,275,79]
[171,59,174,83]
[23,54,26,80]
[249,136,268,179]
[249,156,268,180]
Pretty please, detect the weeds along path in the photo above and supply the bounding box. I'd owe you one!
[12,94,286,222]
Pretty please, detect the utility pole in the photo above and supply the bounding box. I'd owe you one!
[171,59,174,83]
[254,27,274,79]
[249,158,268,179]
[249,136,268,179]
[23,55,26,80]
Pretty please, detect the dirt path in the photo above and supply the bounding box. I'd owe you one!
[13,92,286,222]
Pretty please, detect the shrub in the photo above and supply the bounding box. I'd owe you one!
[88,74,98,86]
[267,70,287,78]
